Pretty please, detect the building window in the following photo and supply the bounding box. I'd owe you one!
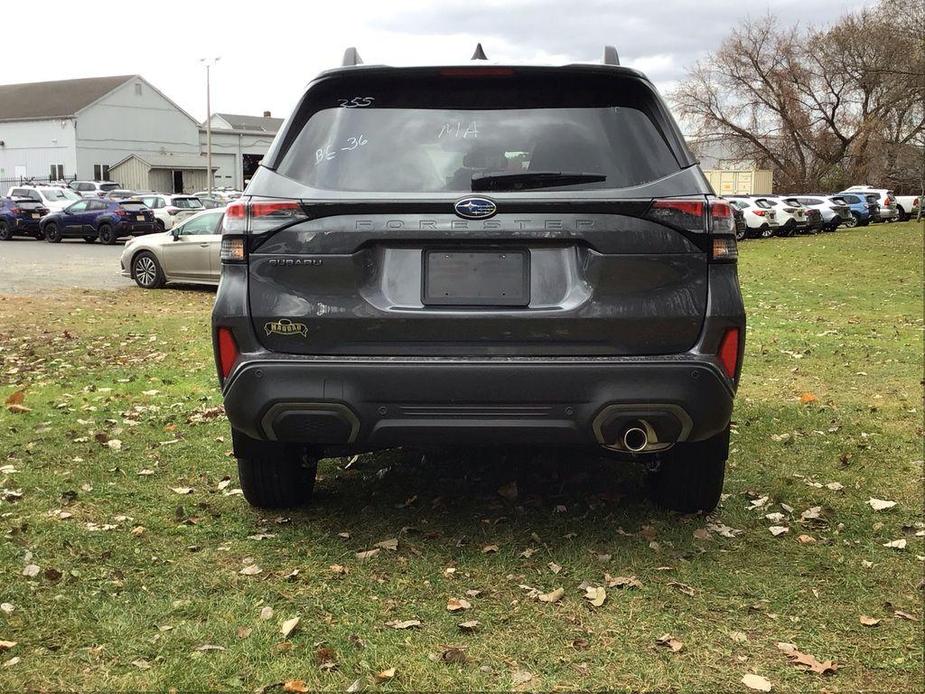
[134,83,142,96]
[93,164,111,181]
[49,164,64,181]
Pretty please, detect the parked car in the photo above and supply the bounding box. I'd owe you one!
[192,194,227,209]
[784,195,851,231]
[6,185,82,212]
[839,186,898,222]
[104,189,137,200]
[211,46,746,514]
[194,188,242,202]
[137,194,205,230]
[779,197,825,233]
[41,198,156,244]
[725,197,779,238]
[893,194,920,221]
[751,196,807,236]
[830,193,878,227]
[69,180,123,198]
[0,196,49,240]
[121,208,224,288]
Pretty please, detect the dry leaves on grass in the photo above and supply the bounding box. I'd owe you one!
[741,673,772,691]
[0,641,17,651]
[656,633,684,652]
[511,670,534,686]
[375,667,396,682]
[538,587,564,603]
[239,564,262,576]
[356,548,380,560]
[868,498,897,511]
[667,581,696,597]
[859,615,881,627]
[583,586,606,607]
[446,598,471,612]
[606,574,643,589]
[385,619,421,630]
[280,617,300,638]
[769,526,790,537]
[458,620,480,632]
[777,642,838,675]
[482,544,499,554]
[883,539,907,550]
[283,680,309,693]
[375,538,398,551]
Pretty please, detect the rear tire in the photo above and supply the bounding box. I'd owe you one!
[0,221,11,240]
[98,224,117,245]
[237,445,318,509]
[844,212,859,228]
[156,219,166,232]
[132,251,166,289]
[759,224,773,239]
[83,235,97,243]
[896,206,908,222]
[44,222,61,243]
[649,427,728,513]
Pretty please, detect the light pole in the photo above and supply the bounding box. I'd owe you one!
[200,57,220,195]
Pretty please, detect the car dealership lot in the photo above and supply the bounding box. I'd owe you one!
[0,223,921,691]
[0,238,133,294]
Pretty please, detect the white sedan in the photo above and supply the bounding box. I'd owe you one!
[120,209,224,288]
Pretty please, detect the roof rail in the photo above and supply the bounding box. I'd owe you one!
[603,45,620,66]
[471,43,488,60]
[342,47,363,67]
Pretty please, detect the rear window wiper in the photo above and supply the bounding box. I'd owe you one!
[471,171,607,192]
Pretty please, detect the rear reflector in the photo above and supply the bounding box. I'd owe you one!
[712,237,738,262]
[216,327,239,380]
[717,328,740,379]
[221,237,246,263]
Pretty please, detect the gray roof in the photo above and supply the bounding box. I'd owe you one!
[0,75,136,121]
[111,153,216,170]
[213,112,283,133]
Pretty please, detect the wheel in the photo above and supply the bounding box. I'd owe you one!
[844,212,859,229]
[44,222,61,243]
[896,206,908,222]
[83,236,97,243]
[156,219,166,232]
[0,221,11,241]
[132,251,166,289]
[759,224,774,239]
[649,426,729,513]
[237,444,318,508]
[98,224,117,245]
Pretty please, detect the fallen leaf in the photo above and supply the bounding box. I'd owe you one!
[868,498,897,511]
[894,610,917,621]
[106,439,122,451]
[800,506,822,521]
[583,586,606,607]
[375,667,396,682]
[195,644,225,652]
[797,534,816,544]
[22,564,40,578]
[728,630,748,643]
[511,670,533,686]
[3,656,19,668]
[777,642,838,674]
[482,544,499,554]
[825,482,844,491]
[668,581,695,596]
[606,574,643,589]
[131,659,151,670]
[741,673,772,691]
[283,680,309,693]
[0,604,13,615]
[446,598,471,612]
[548,562,562,574]
[883,539,907,550]
[441,645,467,664]
[280,617,300,638]
[237,627,252,639]
[385,619,421,630]
[6,404,31,414]
[572,637,590,650]
[859,615,881,627]
[356,548,380,560]
[239,564,262,576]
[0,641,16,651]
[171,487,193,495]
[656,633,684,652]
[375,538,398,551]
[538,587,564,603]
[769,526,790,537]
[800,392,817,404]
[330,564,348,575]
[259,606,274,620]
[457,620,480,632]
[314,646,336,669]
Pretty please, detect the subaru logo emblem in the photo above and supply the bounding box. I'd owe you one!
[454,197,497,220]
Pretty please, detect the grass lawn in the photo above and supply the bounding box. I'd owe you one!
[1,221,922,692]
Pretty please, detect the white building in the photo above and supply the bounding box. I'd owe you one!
[0,75,279,193]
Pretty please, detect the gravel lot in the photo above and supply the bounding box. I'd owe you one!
[0,238,134,294]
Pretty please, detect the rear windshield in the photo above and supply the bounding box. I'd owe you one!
[172,197,203,209]
[100,183,121,191]
[865,194,879,203]
[120,202,147,211]
[275,72,682,193]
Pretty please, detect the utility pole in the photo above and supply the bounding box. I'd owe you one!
[201,57,220,195]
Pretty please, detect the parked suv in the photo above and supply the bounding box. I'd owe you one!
[0,197,49,240]
[69,180,123,198]
[211,49,746,513]
[6,185,82,212]
[138,194,204,230]
[42,198,156,243]
[839,186,898,222]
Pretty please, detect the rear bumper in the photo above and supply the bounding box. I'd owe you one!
[221,356,736,452]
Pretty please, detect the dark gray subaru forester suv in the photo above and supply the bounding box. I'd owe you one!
[212,46,745,513]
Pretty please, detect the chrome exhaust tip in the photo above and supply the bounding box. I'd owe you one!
[622,424,649,452]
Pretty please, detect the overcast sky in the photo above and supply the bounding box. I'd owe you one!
[4,0,873,123]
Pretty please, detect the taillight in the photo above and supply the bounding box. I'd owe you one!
[115,207,127,217]
[751,209,767,217]
[646,198,737,262]
[216,327,239,380]
[885,197,894,206]
[10,207,21,215]
[717,327,740,380]
[222,197,306,234]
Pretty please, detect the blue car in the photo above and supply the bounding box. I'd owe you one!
[830,193,879,228]
[41,198,157,244]
[0,196,49,240]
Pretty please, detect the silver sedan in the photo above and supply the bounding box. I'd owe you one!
[120,208,224,288]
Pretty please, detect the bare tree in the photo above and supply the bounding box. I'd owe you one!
[673,0,925,192]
